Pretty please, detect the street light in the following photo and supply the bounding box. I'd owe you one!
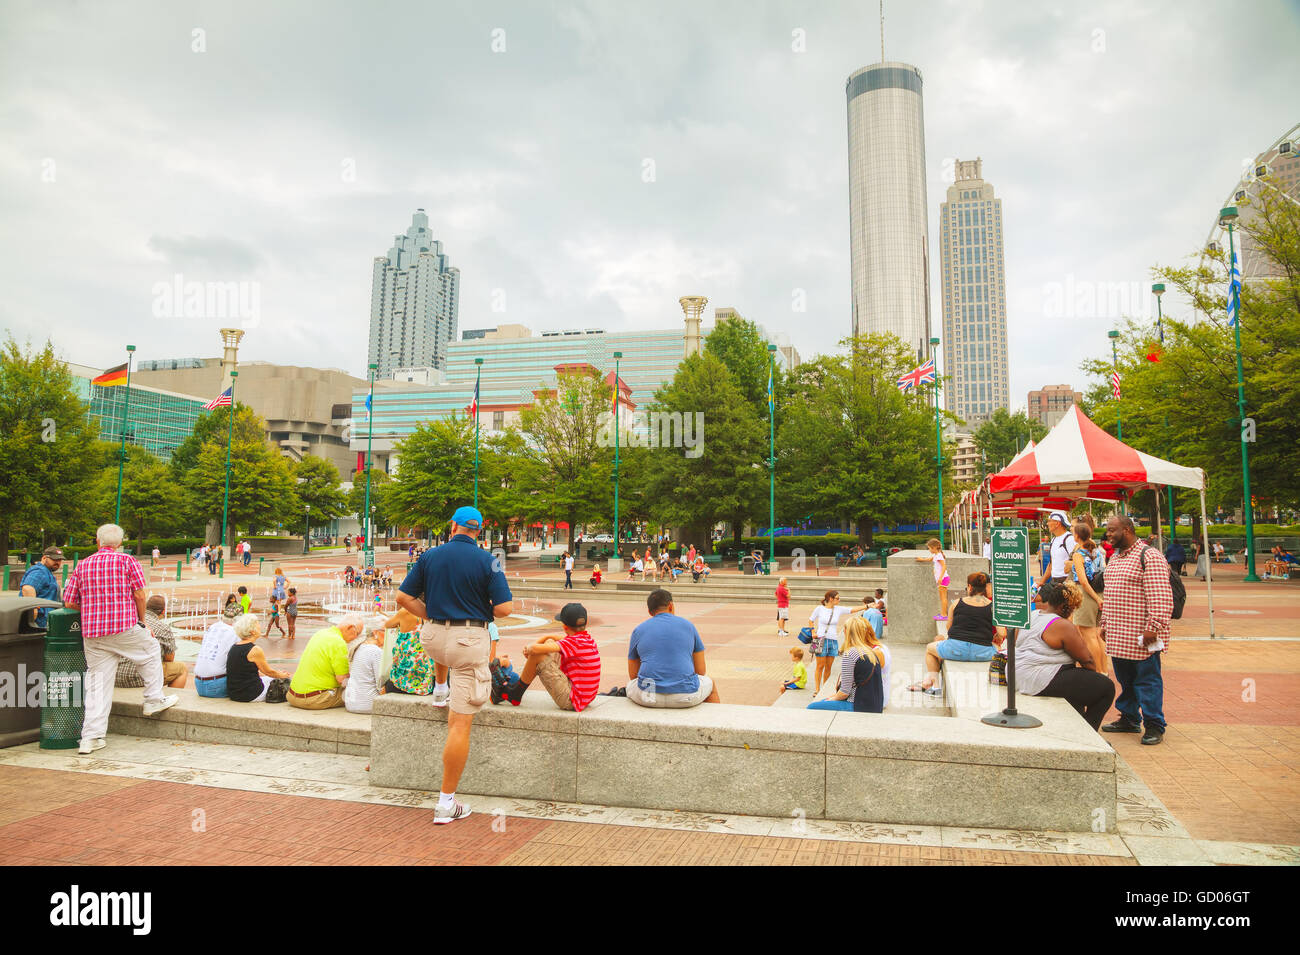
[1107,329,1122,441]
[929,336,944,547]
[766,343,777,572]
[1219,206,1260,581]
[612,351,623,561]
[1152,283,1175,536]
[362,362,377,566]
[303,504,311,555]
[472,357,484,507]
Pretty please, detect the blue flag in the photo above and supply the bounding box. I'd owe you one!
[364,393,373,418]
[767,366,773,412]
[1227,248,1241,327]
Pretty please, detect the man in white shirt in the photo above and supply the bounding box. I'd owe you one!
[1035,511,1076,587]
[563,551,575,590]
[194,603,242,698]
[242,539,253,566]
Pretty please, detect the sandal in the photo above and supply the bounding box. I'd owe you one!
[907,683,934,693]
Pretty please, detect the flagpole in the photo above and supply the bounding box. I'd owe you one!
[930,337,944,548]
[219,370,238,555]
[1153,283,1176,535]
[472,358,483,508]
[112,345,136,523]
[1221,207,1259,581]
[1108,330,1122,441]
[613,351,622,553]
[363,362,377,555]
[767,344,777,570]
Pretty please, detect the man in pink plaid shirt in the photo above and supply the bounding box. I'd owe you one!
[62,523,178,754]
[1099,515,1173,746]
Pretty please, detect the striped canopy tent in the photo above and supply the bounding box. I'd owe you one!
[984,404,1217,637]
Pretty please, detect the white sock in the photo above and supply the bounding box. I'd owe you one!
[438,791,455,808]
[435,681,449,694]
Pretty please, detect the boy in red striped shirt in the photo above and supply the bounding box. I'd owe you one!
[504,603,601,712]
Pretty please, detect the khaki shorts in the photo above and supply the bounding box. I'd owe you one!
[420,622,491,715]
[163,660,187,685]
[287,686,344,710]
[535,654,575,711]
[626,673,713,708]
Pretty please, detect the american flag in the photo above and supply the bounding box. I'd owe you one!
[468,377,479,416]
[1111,371,1121,400]
[203,386,233,411]
[1227,248,1241,327]
[896,358,936,393]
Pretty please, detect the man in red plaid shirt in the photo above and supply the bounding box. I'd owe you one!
[1099,515,1173,745]
[62,524,178,754]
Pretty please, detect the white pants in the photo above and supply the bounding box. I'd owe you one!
[82,626,165,743]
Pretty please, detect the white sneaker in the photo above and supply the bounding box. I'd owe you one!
[430,686,451,707]
[142,695,179,717]
[78,738,106,755]
[433,799,471,824]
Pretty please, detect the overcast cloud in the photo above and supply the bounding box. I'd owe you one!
[1,0,1296,405]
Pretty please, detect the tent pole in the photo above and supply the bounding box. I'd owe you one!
[1200,485,1217,640]
[1154,487,1164,552]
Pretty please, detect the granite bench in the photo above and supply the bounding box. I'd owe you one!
[370,689,1116,831]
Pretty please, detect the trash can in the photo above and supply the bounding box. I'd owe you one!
[877,549,890,569]
[0,595,63,748]
[40,608,85,750]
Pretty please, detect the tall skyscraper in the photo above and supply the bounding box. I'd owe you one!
[368,209,460,377]
[939,158,1008,424]
[845,61,931,358]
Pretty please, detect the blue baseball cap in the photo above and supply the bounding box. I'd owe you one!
[451,506,483,529]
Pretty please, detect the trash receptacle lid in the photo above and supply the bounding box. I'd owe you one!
[0,595,65,634]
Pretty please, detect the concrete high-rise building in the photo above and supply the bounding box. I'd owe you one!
[368,209,460,378]
[846,61,930,358]
[1215,123,1300,284]
[1027,384,1083,427]
[939,158,1009,425]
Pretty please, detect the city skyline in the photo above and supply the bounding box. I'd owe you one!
[2,1,1298,410]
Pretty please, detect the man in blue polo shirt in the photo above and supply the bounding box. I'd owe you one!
[396,505,512,825]
[20,547,64,628]
[625,588,720,707]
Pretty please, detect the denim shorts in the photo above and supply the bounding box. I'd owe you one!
[934,638,996,663]
[815,638,839,659]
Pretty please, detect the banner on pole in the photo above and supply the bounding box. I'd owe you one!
[990,526,1031,630]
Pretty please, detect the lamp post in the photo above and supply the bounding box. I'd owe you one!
[112,344,137,523]
[767,343,777,570]
[612,351,622,557]
[472,357,483,507]
[218,370,238,555]
[1107,330,1122,441]
[362,362,377,564]
[1220,206,1259,581]
[929,336,945,547]
[303,504,310,555]
[1153,282,1176,536]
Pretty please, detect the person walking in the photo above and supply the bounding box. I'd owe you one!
[1100,515,1174,746]
[396,506,513,824]
[242,538,253,567]
[563,550,574,590]
[774,576,791,636]
[270,567,288,604]
[61,524,178,754]
[1035,511,1076,589]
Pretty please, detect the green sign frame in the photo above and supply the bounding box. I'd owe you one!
[990,526,1031,630]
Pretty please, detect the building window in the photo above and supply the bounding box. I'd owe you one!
[492,410,505,431]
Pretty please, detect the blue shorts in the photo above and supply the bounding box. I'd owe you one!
[816,638,839,659]
[195,676,228,698]
[934,638,996,663]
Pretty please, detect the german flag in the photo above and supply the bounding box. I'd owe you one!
[91,363,129,387]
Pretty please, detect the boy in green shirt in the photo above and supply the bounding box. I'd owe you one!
[779,646,808,694]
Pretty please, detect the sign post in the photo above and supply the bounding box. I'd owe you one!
[983,526,1042,729]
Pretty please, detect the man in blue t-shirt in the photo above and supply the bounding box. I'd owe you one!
[625,588,720,707]
[396,505,512,826]
[859,603,884,641]
[20,546,64,628]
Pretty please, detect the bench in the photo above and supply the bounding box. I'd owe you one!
[537,555,565,566]
[370,691,1116,830]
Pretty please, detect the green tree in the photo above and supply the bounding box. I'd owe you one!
[638,351,765,547]
[170,402,266,477]
[293,455,348,532]
[347,468,393,538]
[383,418,477,537]
[0,339,100,558]
[973,408,1049,473]
[183,439,299,546]
[93,448,188,550]
[704,313,781,418]
[517,371,613,552]
[778,333,939,545]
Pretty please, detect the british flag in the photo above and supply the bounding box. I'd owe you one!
[202,386,233,411]
[896,358,936,393]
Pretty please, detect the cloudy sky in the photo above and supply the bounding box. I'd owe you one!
[2,0,1297,405]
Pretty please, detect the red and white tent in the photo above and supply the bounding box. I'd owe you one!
[988,405,1203,503]
[977,405,1217,637]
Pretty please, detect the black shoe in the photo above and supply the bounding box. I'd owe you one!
[1102,718,1142,734]
[1141,726,1165,745]
[489,660,512,705]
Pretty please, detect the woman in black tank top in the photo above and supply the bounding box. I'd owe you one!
[908,572,1007,693]
[226,615,291,703]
